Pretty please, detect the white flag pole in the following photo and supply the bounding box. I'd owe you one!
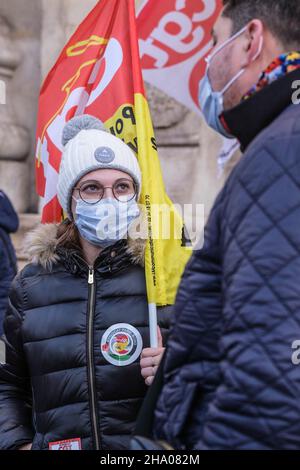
[148,303,158,348]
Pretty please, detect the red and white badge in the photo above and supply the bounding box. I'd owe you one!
[49,438,82,450]
[101,323,143,367]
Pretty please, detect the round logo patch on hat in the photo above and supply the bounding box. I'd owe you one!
[94,146,115,164]
[101,323,143,367]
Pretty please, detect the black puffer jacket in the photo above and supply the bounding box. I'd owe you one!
[0,224,171,450]
[0,191,19,337]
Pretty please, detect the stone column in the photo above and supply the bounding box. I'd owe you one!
[0,0,42,213]
[0,16,30,212]
[0,0,42,268]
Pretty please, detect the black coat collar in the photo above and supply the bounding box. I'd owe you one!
[221,68,300,151]
[57,239,132,277]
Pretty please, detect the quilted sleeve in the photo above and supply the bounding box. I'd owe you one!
[0,237,10,332]
[153,190,224,449]
[0,275,34,450]
[157,305,173,345]
[196,136,300,449]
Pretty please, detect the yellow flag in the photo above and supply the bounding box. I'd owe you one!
[134,93,191,306]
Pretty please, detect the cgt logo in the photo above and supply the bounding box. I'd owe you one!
[137,0,222,113]
[45,37,123,154]
[139,0,220,69]
[36,36,124,208]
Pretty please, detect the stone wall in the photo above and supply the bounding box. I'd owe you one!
[0,0,42,213]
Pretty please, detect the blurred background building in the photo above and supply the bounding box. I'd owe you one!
[0,0,239,269]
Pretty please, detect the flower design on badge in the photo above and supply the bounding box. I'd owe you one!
[101,323,143,366]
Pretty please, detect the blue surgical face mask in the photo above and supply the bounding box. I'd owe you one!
[73,197,140,248]
[199,26,263,137]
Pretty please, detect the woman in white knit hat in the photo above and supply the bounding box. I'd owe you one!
[0,115,171,451]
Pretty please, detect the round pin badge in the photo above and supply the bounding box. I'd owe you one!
[94,146,115,164]
[101,323,143,367]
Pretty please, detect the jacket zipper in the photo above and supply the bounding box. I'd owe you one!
[87,266,101,450]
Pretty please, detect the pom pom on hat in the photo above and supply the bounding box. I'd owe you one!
[61,114,108,147]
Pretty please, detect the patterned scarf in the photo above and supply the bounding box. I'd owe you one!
[243,51,300,101]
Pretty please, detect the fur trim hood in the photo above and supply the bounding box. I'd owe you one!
[25,223,146,271]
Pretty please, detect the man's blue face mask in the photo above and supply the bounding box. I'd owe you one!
[199,26,263,138]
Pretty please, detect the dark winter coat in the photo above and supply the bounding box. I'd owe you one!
[154,69,300,450]
[0,191,18,337]
[0,224,171,450]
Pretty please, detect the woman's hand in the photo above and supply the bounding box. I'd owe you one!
[19,443,32,450]
[140,328,165,386]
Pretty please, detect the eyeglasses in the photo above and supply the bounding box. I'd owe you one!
[74,178,137,204]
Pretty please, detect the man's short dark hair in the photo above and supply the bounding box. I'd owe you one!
[222,0,300,49]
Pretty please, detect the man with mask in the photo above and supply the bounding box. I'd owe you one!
[153,0,300,450]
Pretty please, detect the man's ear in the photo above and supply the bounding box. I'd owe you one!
[240,19,264,68]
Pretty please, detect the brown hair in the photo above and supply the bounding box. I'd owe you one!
[223,0,300,49]
[56,219,81,250]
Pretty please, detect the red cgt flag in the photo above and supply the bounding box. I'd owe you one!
[137,0,223,115]
[36,0,143,223]
[137,0,240,174]
[35,0,191,311]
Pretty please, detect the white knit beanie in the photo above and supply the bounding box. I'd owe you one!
[57,115,142,219]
